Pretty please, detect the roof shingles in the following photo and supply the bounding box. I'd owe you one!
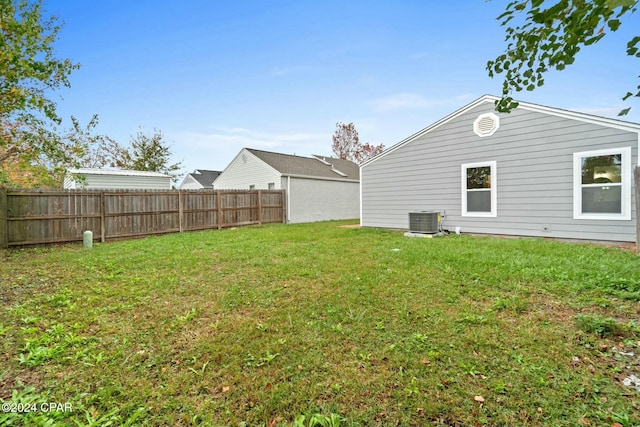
[246,149,359,180]
[189,170,221,187]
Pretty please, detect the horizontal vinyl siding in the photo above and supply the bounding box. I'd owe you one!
[214,149,282,190]
[79,174,171,189]
[362,100,637,242]
[288,178,359,223]
[179,176,203,190]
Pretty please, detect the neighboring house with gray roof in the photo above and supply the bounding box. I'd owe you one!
[178,169,221,189]
[213,148,360,223]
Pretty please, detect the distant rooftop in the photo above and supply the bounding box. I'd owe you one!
[187,169,221,187]
[246,149,359,180]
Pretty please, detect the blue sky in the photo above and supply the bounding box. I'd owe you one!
[45,0,639,176]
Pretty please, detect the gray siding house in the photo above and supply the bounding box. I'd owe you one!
[178,169,221,189]
[360,95,639,243]
[214,148,360,223]
[64,168,172,190]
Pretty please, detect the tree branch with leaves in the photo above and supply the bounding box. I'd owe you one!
[487,0,639,114]
[126,128,183,179]
[0,0,80,186]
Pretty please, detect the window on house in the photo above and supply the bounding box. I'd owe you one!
[268,182,275,190]
[249,185,255,190]
[573,147,631,220]
[461,161,497,217]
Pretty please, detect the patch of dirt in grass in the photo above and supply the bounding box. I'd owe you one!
[0,366,46,400]
[528,294,577,324]
[616,242,637,253]
[0,287,19,307]
[541,237,638,254]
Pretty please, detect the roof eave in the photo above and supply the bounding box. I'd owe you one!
[361,95,495,168]
[282,173,359,183]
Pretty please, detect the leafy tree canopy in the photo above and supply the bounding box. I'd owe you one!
[488,0,639,114]
[0,0,78,121]
[126,129,183,179]
[0,0,80,186]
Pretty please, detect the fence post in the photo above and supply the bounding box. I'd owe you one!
[100,192,106,243]
[635,166,639,252]
[0,188,7,249]
[257,190,263,225]
[216,191,222,230]
[282,189,287,224]
[178,190,184,233]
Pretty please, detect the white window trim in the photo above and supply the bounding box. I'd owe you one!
[461,161,497,217]
[573,147,632,221]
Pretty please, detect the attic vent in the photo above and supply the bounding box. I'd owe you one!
[473,113,500,137]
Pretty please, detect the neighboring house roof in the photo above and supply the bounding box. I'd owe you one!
[246,148,360,181]
[361,94,640,168]
[67,168,171,178]
[184,169,221,187]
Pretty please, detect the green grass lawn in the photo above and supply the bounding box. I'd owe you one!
[1,220,639,427]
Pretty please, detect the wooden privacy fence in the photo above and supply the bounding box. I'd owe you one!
[0,189,286,248]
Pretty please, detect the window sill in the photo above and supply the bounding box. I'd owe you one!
[462,212,497,218]
[574,213,631,221]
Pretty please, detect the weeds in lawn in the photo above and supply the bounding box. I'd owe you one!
[575,314,627,337]
[293,413,344,427]
[175,306,198,322]
[17,323,94,367]
[188,359,210,377]
[493,295,528,313]
[458,361,483,377]
[77,406,146,427]
[404,377,420,396]
[244,351,280,368]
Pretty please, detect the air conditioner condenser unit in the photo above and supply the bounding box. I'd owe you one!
[408,211,442,234]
